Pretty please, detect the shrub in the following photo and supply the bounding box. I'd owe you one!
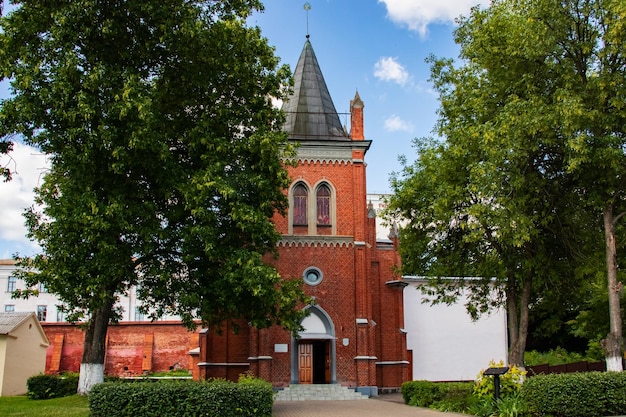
[496,392,528,417]
[524,347,586,366]
[521,372,626,417]
[467,396,496,417]
[474,360,526,400]
[401,380,443,407]
[437,382,475,412]
[401,380,473,411]
[27,373,79,399]
[88,377,273,417]
[147,369,192,378]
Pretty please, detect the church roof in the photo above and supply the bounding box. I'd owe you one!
[282,38,349,140]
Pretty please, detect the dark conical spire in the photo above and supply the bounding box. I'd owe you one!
[282,39,349,140]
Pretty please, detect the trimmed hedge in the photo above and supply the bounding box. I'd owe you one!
[27,373,79,399]
[401,380,473,410]
[521,372,626,417]
[401,380,443,407]
[88,379,273,417]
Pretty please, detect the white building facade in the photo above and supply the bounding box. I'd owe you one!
[0,259,146,323]
[403,276,508,381]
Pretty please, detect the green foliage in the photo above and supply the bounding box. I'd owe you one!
[567,277,626,360]
[467,395,530,417]
[524,348,587,366]
[474,361,526,401]
[584,340,606,362]
[521,372,626,417]
[147,369,191,378]
[401,380,473,411]
[430,382,475,413]
[0,139,12,181]
[385,0,610,366]
[467,396,497,417]
[88,379,273,417]
[0,0,307,392]
[27,373,79,400]
[496,393,528,417]
[401,380,443,407]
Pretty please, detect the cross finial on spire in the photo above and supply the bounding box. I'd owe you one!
[304,2,311,38]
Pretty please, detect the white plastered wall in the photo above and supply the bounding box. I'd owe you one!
[403,279,508,381]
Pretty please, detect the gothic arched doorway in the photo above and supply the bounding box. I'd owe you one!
[291,305,336,384]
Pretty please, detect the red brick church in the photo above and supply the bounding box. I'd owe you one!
[34,36,408,396]
[194,37,408,396]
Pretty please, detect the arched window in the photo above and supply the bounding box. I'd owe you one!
[316,184,331,226]
[293,183,308,225]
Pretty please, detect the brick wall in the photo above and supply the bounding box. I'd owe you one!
[42,322,200,376]
[192,96,406,390]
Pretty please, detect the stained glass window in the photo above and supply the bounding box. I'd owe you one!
[293,183,308,225]
[316,184,331,225]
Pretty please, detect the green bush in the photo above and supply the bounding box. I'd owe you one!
[401,380,443,407]
[27,373,79,399]
[524,347,587,366]
[474,361,526,400]
[496,392,528,417]
[436,382,475,412]
[401,380,473,411]
[88,378,273,417]
[467,396,496,417]
[521,372,626,417]
[147,369,191,378]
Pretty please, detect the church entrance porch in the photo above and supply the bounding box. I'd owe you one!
[298,340,330,384]
[291,305,336,384]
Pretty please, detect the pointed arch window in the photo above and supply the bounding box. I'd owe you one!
[293,183,308,225]
[316,184,331,226]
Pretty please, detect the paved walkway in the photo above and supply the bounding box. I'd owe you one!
[273,393,469,417]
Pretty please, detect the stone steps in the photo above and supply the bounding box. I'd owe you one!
[275,384,368,401]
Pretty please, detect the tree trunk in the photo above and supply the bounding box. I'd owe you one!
[602,206,623,371]
[506,275,532,367]
[77,299,114,395]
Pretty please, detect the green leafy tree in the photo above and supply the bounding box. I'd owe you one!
[539,0,626,371]
[387,0,603,366]
[0,0,307,393]
[0,139,11,181]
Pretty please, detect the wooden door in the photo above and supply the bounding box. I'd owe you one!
[324,341,330,383]
[299,343,313,384]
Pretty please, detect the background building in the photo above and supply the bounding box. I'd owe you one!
[0,312,49,396]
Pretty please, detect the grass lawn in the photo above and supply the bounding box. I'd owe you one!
[0,395,89,417]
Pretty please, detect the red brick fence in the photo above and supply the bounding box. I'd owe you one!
[526,360,622,375]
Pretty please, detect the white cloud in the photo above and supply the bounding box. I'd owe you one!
[373,57,409,86]
[384,115,413,132]
[0,142,48,254]
[378,0,489,36]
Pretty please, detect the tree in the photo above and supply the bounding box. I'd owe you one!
[386,0,605,366]
[0,139,12,181]
[0,0,307,393]
[539,0,626,372]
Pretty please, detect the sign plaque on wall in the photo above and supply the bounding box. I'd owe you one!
[274,344,288,353]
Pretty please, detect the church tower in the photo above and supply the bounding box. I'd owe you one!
[198,36,407,396]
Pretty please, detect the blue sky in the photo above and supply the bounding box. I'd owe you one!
[0,0,486,259]
[251,0,472,194]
